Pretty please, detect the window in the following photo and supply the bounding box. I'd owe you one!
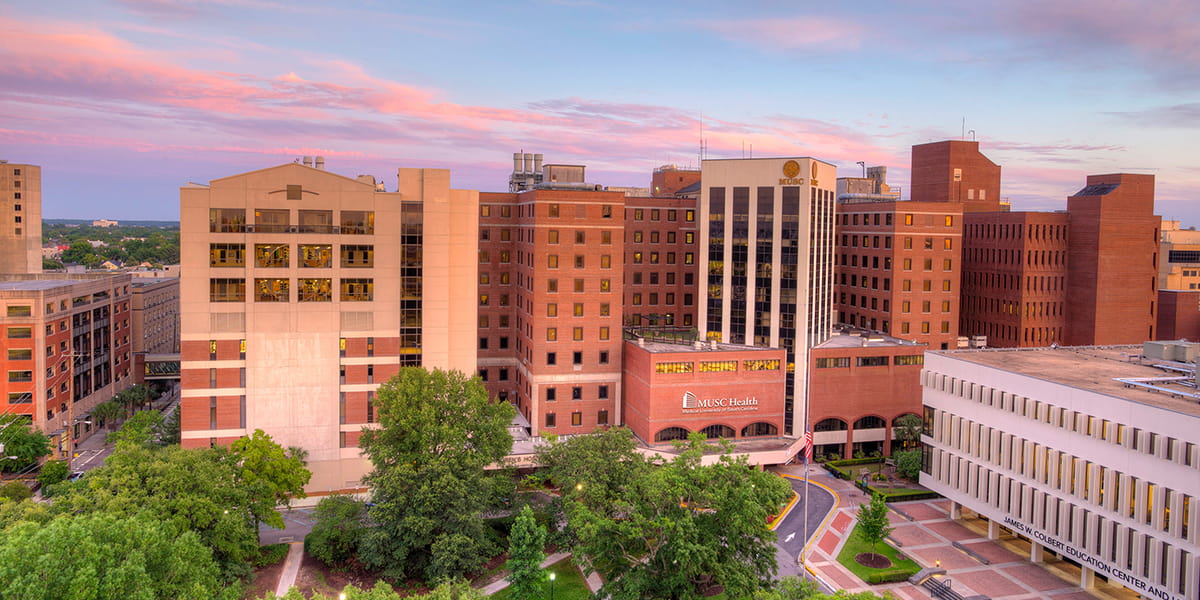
[942,280,951,291]
[254,244,289,268]
[571,412,583,427]
[944,238,953,250]
[894,355,923,366]
[209,244,245,267]
[600,303,610,316]
[547,328,557,341]
[600,255,611,268]
[599,326,610,340]
[574,279,585,292]
[815,357,850,368]
[856,356,888,367]
[599,351,609,364]
[573,351,583,365]
[255,278,289,302]
[479,337,489,350]
[598,385,609,399]
[600,279,611,292]
[298,279,332,302]
[686,210,695,222]
[684,252,695,264]
[479,294,489,306]
[335,244,373,268]
[598,410,609,425]
[209,208,246,232]
[602,205,613,218]
[573,327,583,341]
[548,255,559,268]
[945,215,954,226]
[547,303,558,317]
[545,413,556,427]
[209,279,245,302]
[546,352,556,365]
[904,214,913,226]
[574,255,585,268]
[656,361,694,374]
[903,237,912,249]
[340,210,374,234]
[7,349,32,361]
[572,386,583,400]
[340,278,373,301]
[547,279,558,292]
[8,371,33,383]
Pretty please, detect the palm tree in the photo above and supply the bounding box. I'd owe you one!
[92,401,123,431]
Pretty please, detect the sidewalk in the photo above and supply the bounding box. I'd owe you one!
[479,552,571,596]
[776,465,1131,600]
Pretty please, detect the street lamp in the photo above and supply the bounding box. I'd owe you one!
[547,571,556,600]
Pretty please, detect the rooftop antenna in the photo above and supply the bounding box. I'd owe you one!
[961,117,965,140]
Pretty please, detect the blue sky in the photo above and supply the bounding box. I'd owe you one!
[1,0,1197,224]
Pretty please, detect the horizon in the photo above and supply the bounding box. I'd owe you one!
[1,1,1197,226]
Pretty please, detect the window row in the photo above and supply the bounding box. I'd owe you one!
[544,327,612,342]
[923,370,1199,470]
[544,410,609,428]
[653,358,781,375]
[209,208,375,234]
[209,278,374,302]
[814,355,923,369]
[653,422,779,442]
[210,243,374,268]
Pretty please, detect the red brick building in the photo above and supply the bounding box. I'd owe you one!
[1156,290,1200,341]
[834,200,963,350]
[650,165,701,198]
[477,188,627,436]
[910,140,1002,213]
[807,329,925,459]
[621,196,699,329]
[1064,174,1160,345]
[961,211,1070,347]
[622,339,785,444]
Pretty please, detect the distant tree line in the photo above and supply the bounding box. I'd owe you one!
[42,222,179,268]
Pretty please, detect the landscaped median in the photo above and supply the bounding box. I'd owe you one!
[822,457,941,502]
[835,520,921,584]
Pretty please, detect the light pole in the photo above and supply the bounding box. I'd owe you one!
[547,571,556,600]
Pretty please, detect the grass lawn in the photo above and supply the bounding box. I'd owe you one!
[835,521,921,584]
[490,558,591,600]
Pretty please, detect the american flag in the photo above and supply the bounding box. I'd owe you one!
[803,431,814,463]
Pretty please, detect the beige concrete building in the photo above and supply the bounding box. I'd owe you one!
[0,161,42,274]
[179,161,478,493]
[1159,220,1200,291]
[921,344,1199,600]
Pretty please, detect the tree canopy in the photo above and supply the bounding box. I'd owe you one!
[0,415,50,473]
[0,512,235,600]
[357,367,516,583]
[505,505,547,600]
[539,429,793,600]
[855,493,894,556]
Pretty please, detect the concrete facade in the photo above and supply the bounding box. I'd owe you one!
[179,162,478,493]
[921,346,1199,600]
[0,162,41,275]
[1159,220,1200,291]
[698,157,837,436]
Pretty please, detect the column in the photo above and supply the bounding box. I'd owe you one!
[1030,542,1044,563]
[949,501,962,520]
[1080,567,1094,589]
[988,519,999,540]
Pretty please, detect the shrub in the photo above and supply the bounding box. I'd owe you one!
[305,494,368,568]
[253,543,290,568]
[38,460,69,489]
[894,448,922,480]
[0,481,32,502]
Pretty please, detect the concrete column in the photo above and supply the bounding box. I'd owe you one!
[987,519,999,540]
[1030,542,1044,563]
[949,501,962,520]
[1080,567,1095,589]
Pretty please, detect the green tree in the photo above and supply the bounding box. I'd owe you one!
[270,580,485,600]
[0,481,32,502]
[305,494,368,568]
[752,577,887,600]
[52,444,261,580]
[855,493,894,556]
[92,400,124,431]
[107,410,165,448]
[37,460,69,488]
[358,367,516,583]
[158,406,182,445]
[230,429,311,527]
[505,505,547,600]
[0,415,50,473]
[893,448,921,480]
[0,513,235,600]
[545,432,792,600]
[893,414,923,450]
[60,239,94,265]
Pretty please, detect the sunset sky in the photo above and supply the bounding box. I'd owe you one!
[1,0,1197,224]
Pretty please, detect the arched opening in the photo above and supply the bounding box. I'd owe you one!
[740,422,778,437]
[654,426,690,443]
[853,415,886,430]
[699,424,735,439]
[814,418,848,432]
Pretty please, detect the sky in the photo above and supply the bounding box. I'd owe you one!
[1,0,1198,224]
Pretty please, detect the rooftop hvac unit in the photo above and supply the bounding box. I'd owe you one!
[969,336,987,349]
[957,336,970,349]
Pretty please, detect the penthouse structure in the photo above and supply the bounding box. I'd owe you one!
[179,161,478,492]
[698,157,837,435]
[921,343,1199,600]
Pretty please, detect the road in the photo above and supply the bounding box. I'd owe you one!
[773,474,836,579]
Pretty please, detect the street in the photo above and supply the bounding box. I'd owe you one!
[772,473,836,579]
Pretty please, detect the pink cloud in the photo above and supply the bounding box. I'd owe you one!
[690,17,865,52]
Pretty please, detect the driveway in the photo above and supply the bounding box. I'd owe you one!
[772,472,836,578]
